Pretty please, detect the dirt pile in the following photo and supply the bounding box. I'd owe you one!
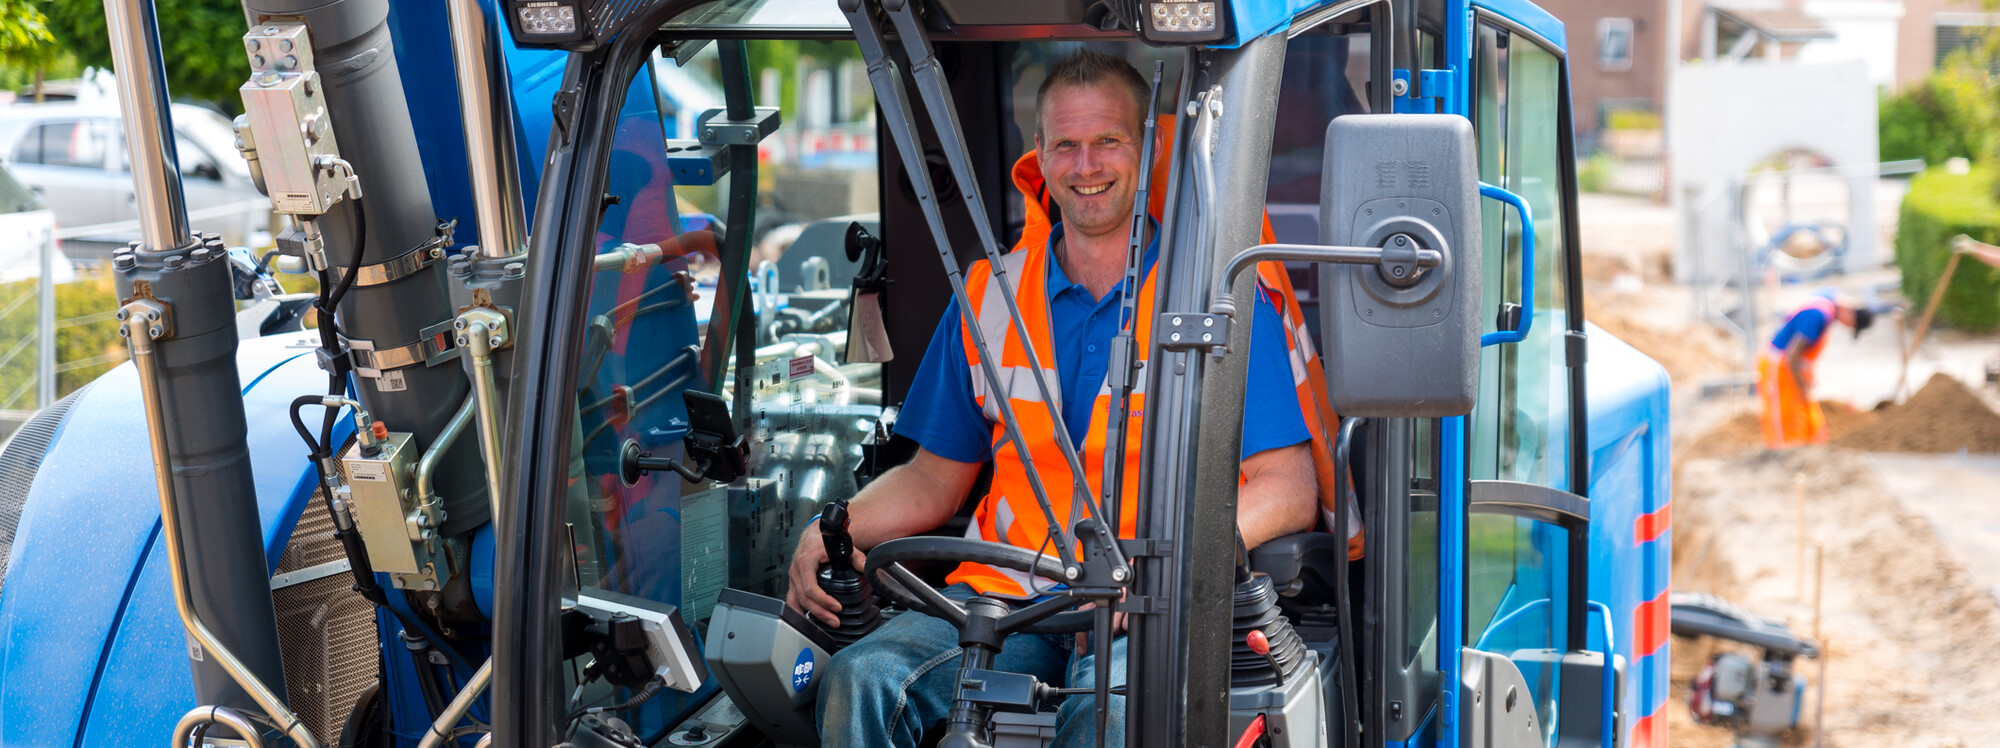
[1674,446,2000,745]
[1584,296,1735,386]
[1829,374,2000,453]
[1683,374,2000,457]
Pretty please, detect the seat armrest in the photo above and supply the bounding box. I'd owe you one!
[1249,531,1346,596]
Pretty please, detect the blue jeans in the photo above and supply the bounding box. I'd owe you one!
[817,584,1127,748]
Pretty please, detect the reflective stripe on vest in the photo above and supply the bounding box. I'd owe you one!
[947,243,1157,598]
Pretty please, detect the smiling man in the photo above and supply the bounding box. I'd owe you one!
[790,50,1317,748]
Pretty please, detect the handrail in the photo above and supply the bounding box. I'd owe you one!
[1477,181,1535,347]
[417,658,493,748]
[125,307,318,748]
[172,705,267,748]
[1588,601,1617,748]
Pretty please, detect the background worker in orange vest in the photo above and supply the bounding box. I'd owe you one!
[786,51,1318,748]
[1757,289,1873,448]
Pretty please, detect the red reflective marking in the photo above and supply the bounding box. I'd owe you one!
[1634,503,1673,545]
[1631,710,1667,748]
[1634,589,1671,658]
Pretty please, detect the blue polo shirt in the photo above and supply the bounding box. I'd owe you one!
[896,222,1311,464]
[1770,289,1837,351]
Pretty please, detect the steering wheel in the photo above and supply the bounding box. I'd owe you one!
[863,536,1098,634]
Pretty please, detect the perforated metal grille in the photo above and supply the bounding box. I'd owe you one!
[0,386,87,592]
[274,489,380,744]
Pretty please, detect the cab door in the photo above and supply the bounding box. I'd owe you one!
[1453,6,1597,747]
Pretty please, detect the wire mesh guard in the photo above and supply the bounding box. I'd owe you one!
[272,483,381,744]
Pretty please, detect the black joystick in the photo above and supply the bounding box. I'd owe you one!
[816,500,882,649]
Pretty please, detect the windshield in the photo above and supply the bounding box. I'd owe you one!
[659,0,851,33]
[559,37,884,736]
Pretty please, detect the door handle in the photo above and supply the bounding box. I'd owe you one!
[1478,181,1535,347]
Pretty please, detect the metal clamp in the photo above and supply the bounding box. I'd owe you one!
[329,221,457,288]
[1156,312,1230,352]
[343,318,461,377]
[696,106,781,146]
[116,298,173,342]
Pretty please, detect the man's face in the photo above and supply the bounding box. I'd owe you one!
[1035,82,1144,241]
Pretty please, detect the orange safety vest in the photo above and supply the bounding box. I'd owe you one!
[1757,295,1839,448]
[943,242,1158,597]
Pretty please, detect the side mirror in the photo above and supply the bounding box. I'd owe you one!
[1317,114,1482,417]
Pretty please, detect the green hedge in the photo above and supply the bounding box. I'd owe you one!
[1880,65,1995,167]
[1896,167,2000,332]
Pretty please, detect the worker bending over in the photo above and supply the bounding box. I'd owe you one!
[786,50,1318,747]
[1758,290,1873,448]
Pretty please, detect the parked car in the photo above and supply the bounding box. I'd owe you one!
[0,102,268,250]
[0,162,73,285]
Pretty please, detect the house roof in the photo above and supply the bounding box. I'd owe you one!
[1710,4,1837,42]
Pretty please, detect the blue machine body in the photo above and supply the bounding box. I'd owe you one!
[0,332,336,744]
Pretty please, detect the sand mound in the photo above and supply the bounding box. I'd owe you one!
[1675,447,2000,744]
[1829,374,2000,453]
[1684,374,1999,457]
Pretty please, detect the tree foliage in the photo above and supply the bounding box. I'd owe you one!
[39,0,251,111]
[0,0,58,70]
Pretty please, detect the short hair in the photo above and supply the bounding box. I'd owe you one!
[1034,49,1149,141]
[1850,306,1874,337]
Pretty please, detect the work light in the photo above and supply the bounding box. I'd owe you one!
[1144,0,1226,42]
[505,0,588,47]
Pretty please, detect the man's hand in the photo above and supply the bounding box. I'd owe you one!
[786,523,864,628]
[780,448,983,628]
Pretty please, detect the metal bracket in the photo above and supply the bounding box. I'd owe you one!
[696,106,782,146]
[1417,68,1455,100]
[1156,312,1230,352]
[1117,538,1177,558]
[329,220,455,288]
[116,299,173,342]
[269,558,352,590]
[455,307,513,351]
[664,139,731,186]
[1117,595,1170,614]
[1565,330,1588,368]
[343,318,462,377]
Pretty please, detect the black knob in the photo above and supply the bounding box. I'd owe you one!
[815,499,882,649]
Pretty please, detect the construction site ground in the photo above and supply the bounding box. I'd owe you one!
[1579,191,2000,747]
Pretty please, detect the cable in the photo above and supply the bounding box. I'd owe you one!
[565,677,665,727]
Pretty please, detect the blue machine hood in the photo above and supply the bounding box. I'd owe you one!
[0,331,332,746]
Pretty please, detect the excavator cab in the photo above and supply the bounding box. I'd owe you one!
[0,0,1666,745]
[491,1,1664,747]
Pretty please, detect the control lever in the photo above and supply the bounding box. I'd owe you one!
[618,390,747,486]
[815,498,883,649]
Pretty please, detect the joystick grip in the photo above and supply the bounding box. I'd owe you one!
[821,501,856,573]
[814,499,881,649]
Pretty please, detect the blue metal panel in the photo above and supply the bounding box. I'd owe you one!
[387,0,563,252]
[1582,322,1673,739]
[1469,0,1568,53]
[0,332,333,744]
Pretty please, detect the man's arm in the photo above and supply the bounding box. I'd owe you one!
[1236,442,1317,550]
[1784,336,1812,392]
[786,448,983,626]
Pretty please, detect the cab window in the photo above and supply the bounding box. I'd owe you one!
[1464,17,1580,744]
[562,38,882,734]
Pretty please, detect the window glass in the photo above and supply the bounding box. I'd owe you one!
[176,137,222,182]
[17,121,110,169]
[562,39,883,736]
[1405,419,1439,669]
[1598,18,1634,71]
[1465,19,1578,745]
[1469,24,1571,492]
[0,166,40,214]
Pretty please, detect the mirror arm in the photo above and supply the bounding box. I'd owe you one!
[1210,243,1442,317]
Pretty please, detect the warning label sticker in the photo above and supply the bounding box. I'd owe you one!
[789,355,813,381]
